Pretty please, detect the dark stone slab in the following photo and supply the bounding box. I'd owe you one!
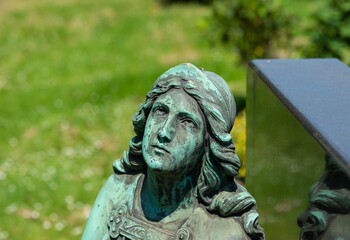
[246,58,350,239]
[249,58,350,172]
[246,63,324,239]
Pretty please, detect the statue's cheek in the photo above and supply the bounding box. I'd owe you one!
[182,135,202,157]
[143,120,157,140]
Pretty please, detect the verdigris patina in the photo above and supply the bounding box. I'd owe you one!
[82,63,264,240]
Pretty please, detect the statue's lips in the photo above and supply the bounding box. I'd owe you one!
[151,144,170,154]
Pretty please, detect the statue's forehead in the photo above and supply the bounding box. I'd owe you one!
[154,89,202,116]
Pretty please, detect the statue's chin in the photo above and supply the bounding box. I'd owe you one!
[144,157,180,177]
[145,157,163,170]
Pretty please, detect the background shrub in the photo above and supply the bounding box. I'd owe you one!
[303,0,350,65]
[205,0,293,63]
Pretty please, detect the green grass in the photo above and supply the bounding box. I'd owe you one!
[0,0,246,239]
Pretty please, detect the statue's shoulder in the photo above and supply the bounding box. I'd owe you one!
[185,205,250,240]
[82,173,142,240]
[105,172,141,194]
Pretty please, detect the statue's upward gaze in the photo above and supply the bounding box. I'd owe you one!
[83,63,264,240]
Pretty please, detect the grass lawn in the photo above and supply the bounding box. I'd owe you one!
[0,0,246,239]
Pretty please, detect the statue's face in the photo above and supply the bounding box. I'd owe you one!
[142,88,205,177]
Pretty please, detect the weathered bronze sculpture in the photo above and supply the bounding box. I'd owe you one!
[82,63,264,239]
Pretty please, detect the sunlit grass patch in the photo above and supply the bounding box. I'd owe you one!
[1,96,140,238]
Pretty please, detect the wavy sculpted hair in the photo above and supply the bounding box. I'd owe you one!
[113,66,264,239]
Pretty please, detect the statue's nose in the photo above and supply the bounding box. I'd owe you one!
[157,118,174,143]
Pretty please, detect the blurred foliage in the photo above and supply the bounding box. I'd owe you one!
[302,0,350,65]
[203,0,294,63]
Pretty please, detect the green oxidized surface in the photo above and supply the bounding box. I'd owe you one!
[82,63,264,239]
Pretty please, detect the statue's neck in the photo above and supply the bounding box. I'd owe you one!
[140,168,198,221]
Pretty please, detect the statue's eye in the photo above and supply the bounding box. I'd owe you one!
[153,107,167,116]
[181,118,196,129]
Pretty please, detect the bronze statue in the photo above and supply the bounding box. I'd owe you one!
[83,63,264,239]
